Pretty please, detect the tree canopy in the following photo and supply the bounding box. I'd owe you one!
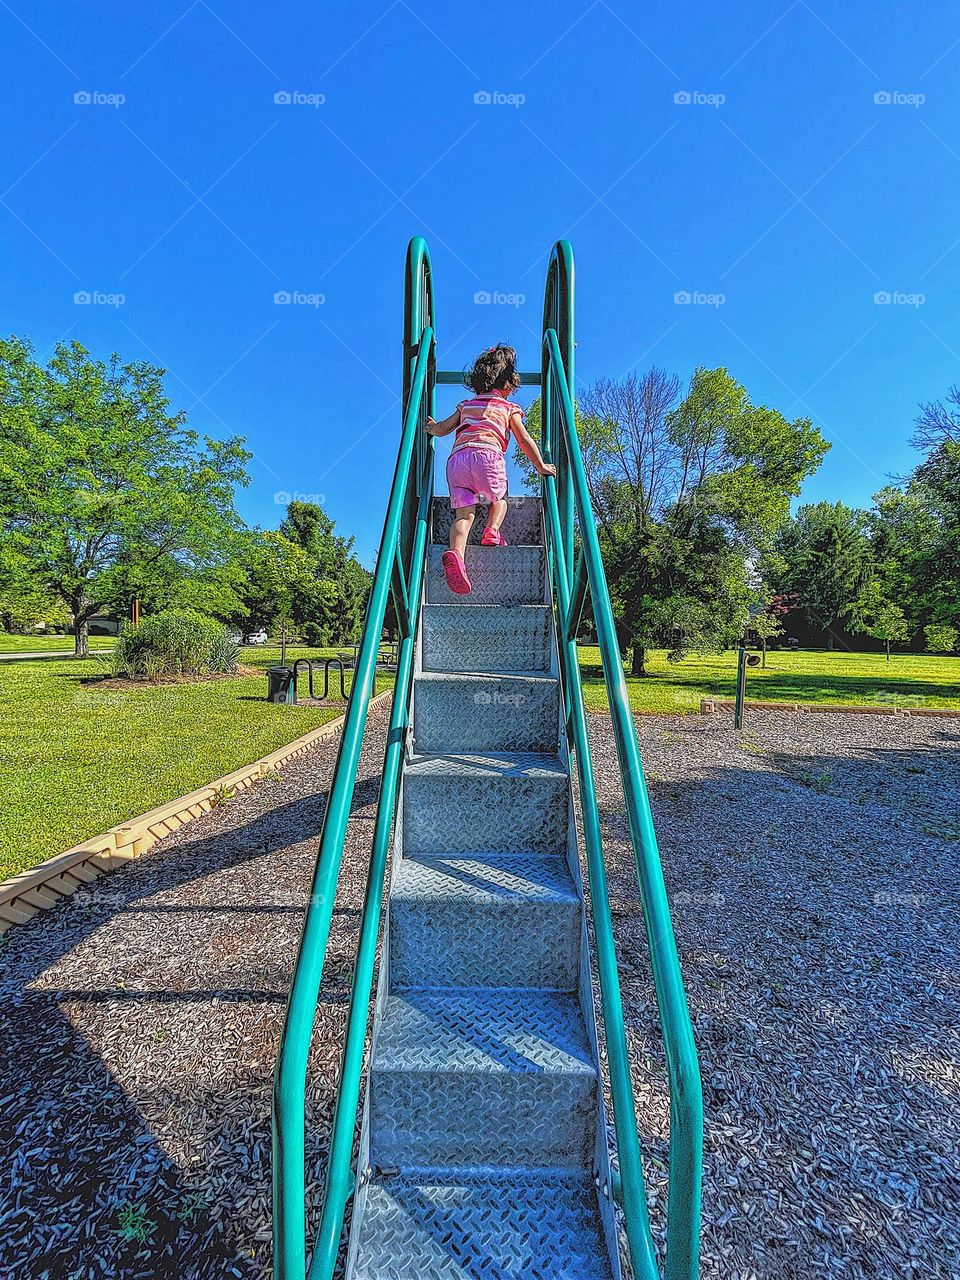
[0,337,250,653]
[520,366,829,672]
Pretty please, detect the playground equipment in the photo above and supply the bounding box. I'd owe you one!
[272,240,703,1279]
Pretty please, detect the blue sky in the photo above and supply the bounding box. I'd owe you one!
[2,1,958,564]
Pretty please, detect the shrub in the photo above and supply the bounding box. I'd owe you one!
[208,630,241,673]
[114,609,238,681]
[924,624,958,654]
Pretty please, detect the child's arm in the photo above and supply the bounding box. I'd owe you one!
[511,410,557,477]
[425,408,460,437]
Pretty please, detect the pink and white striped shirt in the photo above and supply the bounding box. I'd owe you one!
[452,393,523,454]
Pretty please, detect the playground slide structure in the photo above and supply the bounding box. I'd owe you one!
[272,240,703,1280]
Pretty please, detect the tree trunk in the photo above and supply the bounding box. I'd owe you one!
[761,638,767,668]
[74,615,89,658]
[885,639,891,661]
[631,643,647,677]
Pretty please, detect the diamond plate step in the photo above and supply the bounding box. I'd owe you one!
[370,991,596,1171]
[422,604,552,674]
[349,1172,613,1280]
[414,672,558,754]
[390,853,580,990]
[432,495,543,547]
[426,545,545,606]
[403,753,567,858]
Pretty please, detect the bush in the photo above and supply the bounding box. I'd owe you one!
[208,630,241,673]
[924,624,958,654]
[114,609,238,681]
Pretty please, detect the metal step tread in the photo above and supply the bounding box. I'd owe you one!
[423,603,550,613]
[373,990,595,1077]
[426,544,545,606]
[430,540,544,548]
[405,750,566,782]
[421,602,553,674]
[393,852,578,907]
[431,496,544,549]
[416,670,557,687]
[402,752,569,860]
[349,1172,613,1280]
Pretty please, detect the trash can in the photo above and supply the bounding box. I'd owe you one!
[266,666,296,704]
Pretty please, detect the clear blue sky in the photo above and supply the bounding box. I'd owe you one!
[2,1,958,564]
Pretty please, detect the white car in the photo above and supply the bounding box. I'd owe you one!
[245,629,269,645]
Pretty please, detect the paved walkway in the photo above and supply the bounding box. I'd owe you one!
[0,650,77,660]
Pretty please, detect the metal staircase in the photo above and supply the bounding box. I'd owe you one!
[346,495,619,1279]
[272,240,703,1280]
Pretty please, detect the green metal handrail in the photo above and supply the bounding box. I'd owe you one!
[273,235,702,1280]
[541,310,704,1278]
[272,298,436,1279]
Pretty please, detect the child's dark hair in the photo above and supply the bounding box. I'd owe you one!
[465,345,522,395]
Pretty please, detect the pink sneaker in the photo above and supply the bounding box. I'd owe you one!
[480,527,508,547]
[441,550,472,595]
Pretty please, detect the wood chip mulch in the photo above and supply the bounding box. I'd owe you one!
[589,709,960,1280]
[1,704,958,1279]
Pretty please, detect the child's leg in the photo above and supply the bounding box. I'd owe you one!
[442,505,475,595]
[483,499,508,534]
[449,506,475,556]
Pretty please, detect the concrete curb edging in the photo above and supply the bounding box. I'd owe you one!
[0,690,393,936]
[701,697,960,718]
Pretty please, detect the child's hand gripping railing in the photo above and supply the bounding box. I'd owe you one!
[272,327,436,1280]
[541,325,704,1280]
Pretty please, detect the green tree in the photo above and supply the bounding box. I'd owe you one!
[520,367,828,674]
[0,537,68,633]
[0,337,250,655]
[870,440,960,636]
[773,501,873,646]
[924,623,957,654]
[748,608,784,667]
[913,383,960,451]
[850,580,909,660]
[225,530,313,635]
[279,500,370,644]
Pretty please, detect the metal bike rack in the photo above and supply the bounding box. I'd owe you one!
[291,657,351,703]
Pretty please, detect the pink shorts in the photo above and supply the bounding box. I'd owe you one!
[446,444,508,509]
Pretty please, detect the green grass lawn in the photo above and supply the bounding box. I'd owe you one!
[0,645,391,879]
[4,640,957,882]
[0,633,114,653]
[578,647,960,714]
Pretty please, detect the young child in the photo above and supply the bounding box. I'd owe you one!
[426,344,556,595]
